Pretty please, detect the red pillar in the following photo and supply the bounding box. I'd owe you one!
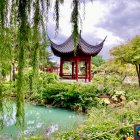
[72,62,74,79]
[92,58,94,81]
[85,62,88,82]
[75,57,79,81]
[60,58,64,77]
[89,57,91,82]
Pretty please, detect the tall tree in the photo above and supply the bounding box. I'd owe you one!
[110,36,140,87]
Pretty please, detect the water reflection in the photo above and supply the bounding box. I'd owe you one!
[0,101,84,139]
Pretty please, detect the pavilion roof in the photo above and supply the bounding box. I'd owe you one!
[49,34,107,57]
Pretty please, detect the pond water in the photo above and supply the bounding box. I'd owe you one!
[0,101,85,139]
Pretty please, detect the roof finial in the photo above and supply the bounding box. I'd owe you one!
[104,36,107,41]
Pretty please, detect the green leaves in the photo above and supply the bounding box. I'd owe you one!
[41,82,99,112]
[110,36,140,65]
[110,36,140,87]
[71,0,79,53]
[54,0,60,30]
[58,102,140,139]
[0,0,95,137]
[0,0,8,28]
[92,55,105,67]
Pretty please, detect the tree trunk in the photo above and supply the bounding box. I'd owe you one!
[135,64,140,87]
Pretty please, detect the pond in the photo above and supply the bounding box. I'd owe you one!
[0,101,85,139]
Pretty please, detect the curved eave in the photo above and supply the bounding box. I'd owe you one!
[80,36,106,55]
[49,35,107,57]
[49,35,75,53]
[49,34,73,47]
[51,45,74,57]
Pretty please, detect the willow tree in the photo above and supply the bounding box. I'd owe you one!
[0,29,17,130]
[0,0,9,130]
[110,36,140,87]
[0,0,93,133]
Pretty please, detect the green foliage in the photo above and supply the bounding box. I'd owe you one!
[93,73,122,94]
[94,59,136,85]
[92,55,105,67]
[0,83,4,130]
[0,1,94,136]
[42,83,99,112]
[0,0,8,28]
[0,28,17,81]
[1,81,16,95]
[123,85,140,101]
[103,59,136,76]
[110,36,140,87]
[57,102,140,140]
[42,82,68,105]
[54,0,64,30]
[25,135,44,140]
[63,62,70,70]
[1,2,139,139]
[24,71,59,104]
[0,89,15,131]
[71,0,79,52]
[16,0,28,129]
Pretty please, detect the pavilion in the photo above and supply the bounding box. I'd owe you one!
[49,33,106,82]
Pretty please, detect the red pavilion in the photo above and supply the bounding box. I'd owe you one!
[49,33,106,82]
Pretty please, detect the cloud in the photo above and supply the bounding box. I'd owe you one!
[47,0,140,60]
[96,0,140,40]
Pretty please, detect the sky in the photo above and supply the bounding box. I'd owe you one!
[47,0,140,61]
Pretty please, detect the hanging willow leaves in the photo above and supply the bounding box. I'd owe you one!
[0,0,93,137]
[0,0,5,27]
[0,28,14,131]
[44,0,50,22]
[0,0,9,28]
[71,0,79,54]
[47,0,50,11]
[0,30,4,131]
[54,0,64,32]
[16,0,28,129]
[28,0,32,14]
[31,0,40,94]
[0,84,4,130]
[54,0,59,30]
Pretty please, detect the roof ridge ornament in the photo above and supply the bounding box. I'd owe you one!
[103,36,107,42]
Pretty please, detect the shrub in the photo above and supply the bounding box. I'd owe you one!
[2,81,16,96]
[124,85,140,101]
[57,101,140,140]
[24,71,59,103]
[42,82,68,104]
[42,83,100,112]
